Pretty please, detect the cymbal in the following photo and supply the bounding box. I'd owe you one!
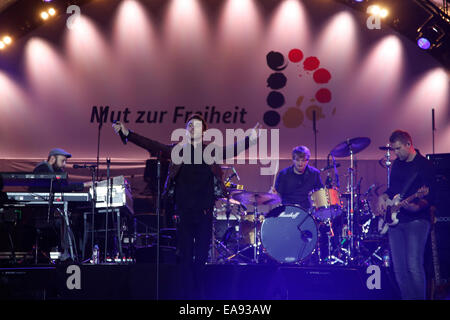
[231,191,281,206]
[217,197,242,206]
[379,146,393,151]
[330,137,371,157]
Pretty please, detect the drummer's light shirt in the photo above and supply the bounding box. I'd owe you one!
[275,165,324,210]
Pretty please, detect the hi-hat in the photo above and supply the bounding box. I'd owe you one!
[231,191,280,206]
[330,137,371,157]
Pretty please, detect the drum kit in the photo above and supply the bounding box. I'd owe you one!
[211,137,391,267]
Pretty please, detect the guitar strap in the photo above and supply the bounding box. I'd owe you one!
[399,172,418,199]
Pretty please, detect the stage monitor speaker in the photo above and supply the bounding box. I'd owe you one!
[426,153,450,291]
[268,266,399,300]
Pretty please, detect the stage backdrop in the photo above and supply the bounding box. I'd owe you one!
[0,0,449,189]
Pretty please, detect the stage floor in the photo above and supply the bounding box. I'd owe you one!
[0,263,400,300]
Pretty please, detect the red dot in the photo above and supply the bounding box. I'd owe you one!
[315,88,332,103]
[313,68,331,84]
[289,49,303,63]
[303,57,320,71]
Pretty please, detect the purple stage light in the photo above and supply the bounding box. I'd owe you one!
[417,37,431,50]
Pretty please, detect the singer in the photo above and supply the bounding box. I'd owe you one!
[269,145,323,210]
[112,115,260,299]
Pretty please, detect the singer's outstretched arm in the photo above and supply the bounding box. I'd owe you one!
[112,122,172,158]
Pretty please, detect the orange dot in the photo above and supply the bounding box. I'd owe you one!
[282,107,304,128]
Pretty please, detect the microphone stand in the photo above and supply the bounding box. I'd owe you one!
[47,178,54,223]
[346,139,354,264]
[325,154,332,188]
[331,154,340,189]
[90,166,97,262]
[156,152,162,301]
[39,177,54,264]
[432,108,435,154]
[224,171,235,224]
[385,145,392,189]
[96,119,103,182]
[313,111,318,168]
[105,158,110,262]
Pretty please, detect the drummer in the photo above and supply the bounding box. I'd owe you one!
[270,145,323,210]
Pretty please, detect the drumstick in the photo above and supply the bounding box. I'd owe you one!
[271,160,279,190]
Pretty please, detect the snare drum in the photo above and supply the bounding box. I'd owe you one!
[309,188,343,221]
[261,205,318,263]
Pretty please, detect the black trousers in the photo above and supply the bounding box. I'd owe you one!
[176,207,213,299]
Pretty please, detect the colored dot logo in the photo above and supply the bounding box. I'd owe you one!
[263,48,335,128]
[264,51,288,127]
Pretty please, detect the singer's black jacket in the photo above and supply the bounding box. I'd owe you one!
[126,131,252,211]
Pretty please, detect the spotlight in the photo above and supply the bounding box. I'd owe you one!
[48,8,56,16]
[367,5,389,18]
[369,5,380,15]
[416,25,444,50]
[0,41,5,50]
[3,36,12,45]
[41,11,49,20]
[417,37,431,50]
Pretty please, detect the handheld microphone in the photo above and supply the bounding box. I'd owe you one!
[113,121,128,145]
[232,167,240,181]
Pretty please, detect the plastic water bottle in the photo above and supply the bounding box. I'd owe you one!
[382,250,390,267]
[92,245,99,264]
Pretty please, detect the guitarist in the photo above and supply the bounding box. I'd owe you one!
[377,130,435,300]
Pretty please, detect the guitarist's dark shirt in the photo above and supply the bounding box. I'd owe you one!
[386,149,435,223]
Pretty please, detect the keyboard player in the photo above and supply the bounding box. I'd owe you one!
[29,148,91,262]
[30,148,91,192]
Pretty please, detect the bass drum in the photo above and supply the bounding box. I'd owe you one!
[261,205,318,263]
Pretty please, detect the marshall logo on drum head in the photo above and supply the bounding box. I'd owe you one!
[279,210,301,219]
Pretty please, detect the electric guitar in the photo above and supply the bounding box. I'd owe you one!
[379,186,429,235]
